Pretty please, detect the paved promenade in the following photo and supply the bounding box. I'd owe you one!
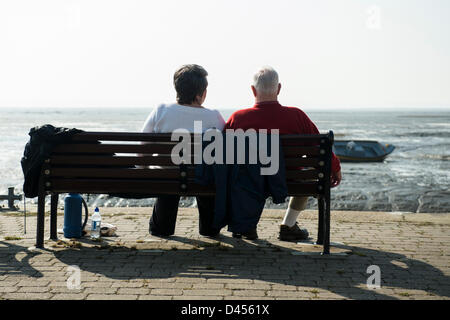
[1,207,449,300]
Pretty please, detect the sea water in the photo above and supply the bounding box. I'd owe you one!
[1,106,449,213]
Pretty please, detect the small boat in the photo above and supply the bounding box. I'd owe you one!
[333,140,395,162]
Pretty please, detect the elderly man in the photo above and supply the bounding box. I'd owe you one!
[224,66,342,240]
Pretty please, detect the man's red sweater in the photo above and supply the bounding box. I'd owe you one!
[224,101,341,174]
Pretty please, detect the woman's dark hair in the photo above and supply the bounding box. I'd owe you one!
[173,64,208,105]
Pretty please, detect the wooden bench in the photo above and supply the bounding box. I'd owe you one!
[35,131,334,254]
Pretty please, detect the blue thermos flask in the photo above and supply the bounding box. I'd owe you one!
[63,193,83,238]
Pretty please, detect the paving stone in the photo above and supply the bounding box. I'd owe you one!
[2,293,53,300]
[51,293,87,300]
[16,286,50,293]
[138,295,172,300]
[232,289,267,297]
[182,289,233,296]
[111,281,144,288]
[86,294,138,300]
[150,288,183,296]
[0,287,18,293]
[117,288,150,295]
[84,287,118,294]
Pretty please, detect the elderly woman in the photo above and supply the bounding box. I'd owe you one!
[141,64,225,237]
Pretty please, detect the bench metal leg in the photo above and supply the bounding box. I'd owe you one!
[316,196,324,245]
[322,193,331,255]
[50,193,58,240]
[36,185,46,248]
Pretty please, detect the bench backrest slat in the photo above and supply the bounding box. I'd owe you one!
[53,143,179,155]
[50,167,189,179]
[51,178,215,196]
[52,143,321,157]
[49,167,319,181]
[50,155,180,166]
[49,155,322,168]
[50,178,321,196]
[71,132,330,143]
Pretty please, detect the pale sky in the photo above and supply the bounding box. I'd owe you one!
[0,0,449,110]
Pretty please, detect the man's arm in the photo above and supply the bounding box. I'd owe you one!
[298,109,342,186]
[331,170,342,188]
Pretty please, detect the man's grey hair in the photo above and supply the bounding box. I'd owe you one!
[253,66,279,95]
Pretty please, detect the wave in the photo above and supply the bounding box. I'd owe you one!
[419,154,450,161]
[397,115,450,119]
[395,131,450,138]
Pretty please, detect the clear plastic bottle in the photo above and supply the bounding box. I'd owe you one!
[90,207,101,239]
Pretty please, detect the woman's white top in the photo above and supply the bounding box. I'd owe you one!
[141,103,225,133]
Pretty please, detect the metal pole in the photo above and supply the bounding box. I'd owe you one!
[8,187,14,209]
[23,194,27,234]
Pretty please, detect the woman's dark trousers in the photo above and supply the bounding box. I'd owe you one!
[149,195,218,236]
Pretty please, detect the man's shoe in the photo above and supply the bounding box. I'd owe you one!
[232,228,258,240]
[279,223,309,241]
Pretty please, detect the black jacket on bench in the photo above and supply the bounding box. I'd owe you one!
[21,124,147,200]
[195,132,288,234]
[21,124,83,198]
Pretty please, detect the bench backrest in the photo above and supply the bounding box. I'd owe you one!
[42,131,334,197]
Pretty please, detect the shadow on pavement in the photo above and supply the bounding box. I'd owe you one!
[2,234,448,299]
[0,241,44,278]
